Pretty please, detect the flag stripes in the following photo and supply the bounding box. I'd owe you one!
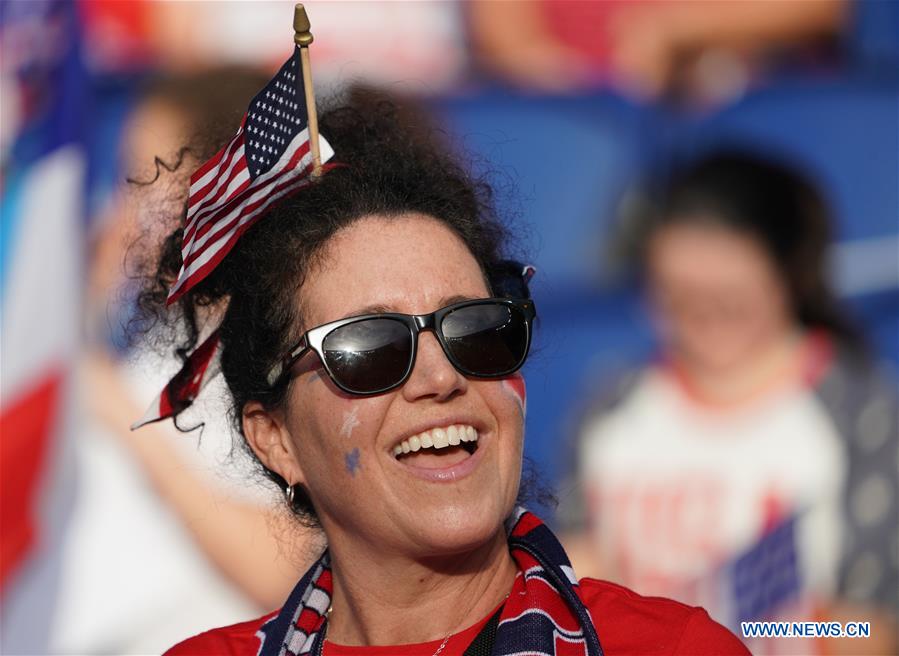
[165,46,333,305]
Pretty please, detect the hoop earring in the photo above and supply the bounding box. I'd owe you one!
[286,483,296,505]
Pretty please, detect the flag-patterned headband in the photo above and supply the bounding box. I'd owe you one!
[167,46,334,306]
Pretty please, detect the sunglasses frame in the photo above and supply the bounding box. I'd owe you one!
[267,297,536,395]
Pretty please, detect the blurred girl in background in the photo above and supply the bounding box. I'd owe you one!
[569,151,897,654]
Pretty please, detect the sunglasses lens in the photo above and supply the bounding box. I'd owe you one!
[441,303,529,376]
[322,318,412,393]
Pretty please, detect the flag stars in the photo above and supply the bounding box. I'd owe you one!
[247,89,304,146]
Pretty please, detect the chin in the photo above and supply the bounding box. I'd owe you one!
[413,495,515,556]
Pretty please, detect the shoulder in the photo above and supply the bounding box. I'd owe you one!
[578,578,749,655]
[580,366,648,425]
[813,347,898,421]
[163,611,277,656]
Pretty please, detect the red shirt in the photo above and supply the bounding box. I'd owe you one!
[165,578,749,655]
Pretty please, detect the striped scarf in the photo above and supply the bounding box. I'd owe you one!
[256,508,604,656]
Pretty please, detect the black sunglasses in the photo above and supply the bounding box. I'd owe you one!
[267,298,536,395]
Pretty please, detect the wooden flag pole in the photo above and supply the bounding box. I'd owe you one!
[293,4,321,176]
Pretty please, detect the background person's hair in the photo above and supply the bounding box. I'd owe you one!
[633,149,865,354]
[123,66,271,188]
[133,89,520,525]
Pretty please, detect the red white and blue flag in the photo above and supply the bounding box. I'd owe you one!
[167,46,334,305]
[682,512,803,653]
[1,1,85,651]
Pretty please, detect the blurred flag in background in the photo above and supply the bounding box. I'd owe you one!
[684,514,812,654]
[1,0,86,651]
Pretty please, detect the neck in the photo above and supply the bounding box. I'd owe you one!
[675,328,806,406]
[325,528,516,646]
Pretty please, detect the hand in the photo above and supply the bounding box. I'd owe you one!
[605,4,682,101]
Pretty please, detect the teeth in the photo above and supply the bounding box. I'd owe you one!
[393,424,479,458]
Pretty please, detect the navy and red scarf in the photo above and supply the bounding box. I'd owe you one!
[256,507,604,656]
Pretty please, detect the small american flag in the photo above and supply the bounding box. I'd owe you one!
[687,513,802,636]
[167,46,334,305]
[730,514,801,624]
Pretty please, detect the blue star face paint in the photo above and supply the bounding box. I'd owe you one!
[344,448,361,476]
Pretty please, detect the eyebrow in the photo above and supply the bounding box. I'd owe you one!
[343,294,483,319]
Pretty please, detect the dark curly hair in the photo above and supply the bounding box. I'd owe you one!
[136,90,522,525]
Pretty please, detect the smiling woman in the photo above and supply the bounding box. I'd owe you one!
[135,88,748,655]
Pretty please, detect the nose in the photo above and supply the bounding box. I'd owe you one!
[401,331,467,402]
